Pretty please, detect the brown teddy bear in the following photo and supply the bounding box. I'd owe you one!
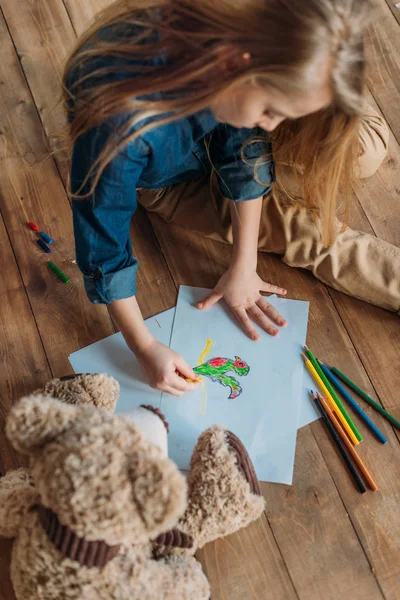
[0,374,264,600]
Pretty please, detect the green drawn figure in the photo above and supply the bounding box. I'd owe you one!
[193,356,250,399]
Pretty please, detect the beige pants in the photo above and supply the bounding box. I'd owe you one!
[138,108,400,314]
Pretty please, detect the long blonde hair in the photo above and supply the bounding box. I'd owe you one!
[63,0,369,244]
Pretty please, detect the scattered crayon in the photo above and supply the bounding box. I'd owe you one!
[37,239,51,253]
[40,232,53,245]
[48,260,69,284]
[28,222,39,231]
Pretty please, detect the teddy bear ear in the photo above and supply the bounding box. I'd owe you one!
[33,374,120,413]
[6,394,78,455]
[127,443,187,539]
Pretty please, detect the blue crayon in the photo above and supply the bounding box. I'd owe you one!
[40,232,53,244]
[318,360,387,444]
[37,239,51,254]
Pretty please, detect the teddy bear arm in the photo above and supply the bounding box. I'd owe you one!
[0,468,37,538]
[176,426,265,551]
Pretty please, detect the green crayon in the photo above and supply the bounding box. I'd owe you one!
[48,260,69,284]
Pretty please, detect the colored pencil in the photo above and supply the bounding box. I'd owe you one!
[304,346,362,442]
[301,354,359,445]
[318,361,387,444]
[331,366,400,431]
[316,392,378,491]
[312,393,366,493]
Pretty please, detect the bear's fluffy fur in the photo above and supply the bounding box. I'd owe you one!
[0,374,264,599]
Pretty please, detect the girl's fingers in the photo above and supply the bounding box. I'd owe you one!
[196,291,223,310]
[172,372,200,392]
[163,384,184,398]
[260,281,287,295]
[248,304,279,337]
[257,297,287,327]
[232,307,260,341]
[175,356,198,381]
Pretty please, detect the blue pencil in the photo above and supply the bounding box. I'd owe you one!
[317,360,387,444]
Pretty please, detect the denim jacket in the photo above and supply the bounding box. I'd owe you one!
[70,26,275,304]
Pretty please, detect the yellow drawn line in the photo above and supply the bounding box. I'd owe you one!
[192,337,214,414]
[197,337,214,365]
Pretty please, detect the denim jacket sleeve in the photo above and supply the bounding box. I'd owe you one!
[209,124,275,201]
[71,121,150,304]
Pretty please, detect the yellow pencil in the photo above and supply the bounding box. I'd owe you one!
[301,354,359,445]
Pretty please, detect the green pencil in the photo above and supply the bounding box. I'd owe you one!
[331,366,400,431]
[304,346,362,442]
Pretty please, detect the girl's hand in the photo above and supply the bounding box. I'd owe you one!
[196,266,288,340]
[136,338,201,396]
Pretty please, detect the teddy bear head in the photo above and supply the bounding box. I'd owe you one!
[6,395,187,549]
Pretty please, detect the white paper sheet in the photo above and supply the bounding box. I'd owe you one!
[69,289,317,484]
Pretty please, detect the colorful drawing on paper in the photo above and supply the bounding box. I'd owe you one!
[192,337,250,412]
[194,356,250,399]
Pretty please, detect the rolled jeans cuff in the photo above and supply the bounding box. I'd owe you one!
[83,263,138,304]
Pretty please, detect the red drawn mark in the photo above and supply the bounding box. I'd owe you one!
[209,357,228,367]
[234,358,248,369]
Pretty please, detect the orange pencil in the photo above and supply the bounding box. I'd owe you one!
[316,392,378,491]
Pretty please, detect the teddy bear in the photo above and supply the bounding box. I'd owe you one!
[0,373,265,600]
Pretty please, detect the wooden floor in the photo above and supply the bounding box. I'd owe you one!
[0,1,399,599]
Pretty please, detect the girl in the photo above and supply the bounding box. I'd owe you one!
[64,0,399,397]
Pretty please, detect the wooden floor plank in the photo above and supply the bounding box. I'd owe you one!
[197,515,298,600]
[327,293,400,436]
[0,539,15,600]
[0,9,114,377]
[130,206,177,319]
[265,427,384,600]
[1,0,76,184]
[366,0,400,143]
[310,405,400,599]
[384,0,400,27]
[62,0,112,36]
[0,214,51,474]
[355,89,400,247]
